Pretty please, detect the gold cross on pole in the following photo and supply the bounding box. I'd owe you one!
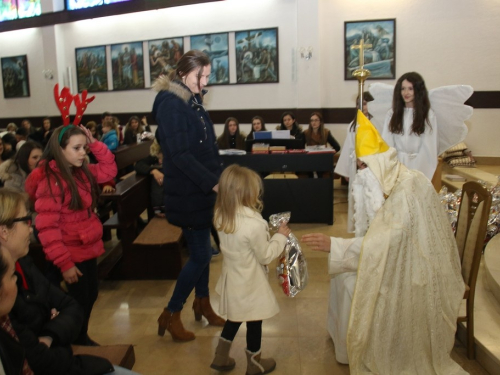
[351,39,372,69]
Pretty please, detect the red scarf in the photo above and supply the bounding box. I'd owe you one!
[15,262,29,290]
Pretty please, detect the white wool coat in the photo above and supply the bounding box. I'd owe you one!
[215,206,288,322]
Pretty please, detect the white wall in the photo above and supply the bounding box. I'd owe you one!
[0,0,499,156]
[318,0,500,156]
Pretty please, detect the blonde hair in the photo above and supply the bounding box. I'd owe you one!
[214,164,263,234]
[102,119,118,133]
[150,139,162,158]
[0,189,28,229]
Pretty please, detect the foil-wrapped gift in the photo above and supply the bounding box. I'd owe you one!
[139,131,155,141]
[269,212,308,298]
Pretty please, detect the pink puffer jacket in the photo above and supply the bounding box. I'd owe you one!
[26,141,117,272]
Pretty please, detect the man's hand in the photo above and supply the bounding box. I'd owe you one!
[301,233,331,252]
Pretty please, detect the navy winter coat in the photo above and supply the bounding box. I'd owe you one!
[152,76,222,229]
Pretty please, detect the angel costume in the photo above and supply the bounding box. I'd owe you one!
[369,83,473,180]
[381,108,438,179]
[328,112,467,374]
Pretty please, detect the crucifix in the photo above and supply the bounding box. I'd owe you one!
[351,38,372,110]
[351,38,372,69]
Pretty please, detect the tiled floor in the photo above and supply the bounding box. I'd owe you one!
[90,177,492,374]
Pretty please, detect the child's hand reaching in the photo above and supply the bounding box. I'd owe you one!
[79,125,96,144]
[102,185,115,194]
[277,222,291,238]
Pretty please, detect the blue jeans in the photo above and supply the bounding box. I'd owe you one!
[167,227,212,312]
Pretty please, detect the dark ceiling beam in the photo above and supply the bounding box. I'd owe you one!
[0,0,222,33]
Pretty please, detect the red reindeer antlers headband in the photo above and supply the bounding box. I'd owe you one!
[54,84,95,142]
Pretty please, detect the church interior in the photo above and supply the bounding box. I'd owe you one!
[1,0,500,374]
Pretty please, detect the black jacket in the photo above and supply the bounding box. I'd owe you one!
[135,155,164,208]
[9,257,86,374]
[0,328,25,375]
[152,76,222,229]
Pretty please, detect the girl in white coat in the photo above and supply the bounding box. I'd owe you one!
[210,164,291,375]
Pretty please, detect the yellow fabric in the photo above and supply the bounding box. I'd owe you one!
[355,110,389,158]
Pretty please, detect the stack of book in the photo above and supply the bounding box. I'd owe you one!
[269,146,287,154]
[252,143,270,154]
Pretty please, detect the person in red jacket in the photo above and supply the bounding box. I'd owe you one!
[25,124,117,346]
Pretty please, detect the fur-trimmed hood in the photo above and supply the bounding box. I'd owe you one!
[152,75,192,104]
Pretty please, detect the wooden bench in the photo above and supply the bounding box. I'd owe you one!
[113,140,152,178]
[100,174,151,279]
[130,217,184,279]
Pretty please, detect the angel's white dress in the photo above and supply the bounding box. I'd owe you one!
[381,108,438,180]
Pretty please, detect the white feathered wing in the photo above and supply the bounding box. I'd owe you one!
[368,83,473,155]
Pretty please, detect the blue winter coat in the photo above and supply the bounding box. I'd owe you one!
[152,76,222,229]
[101,130,118,151]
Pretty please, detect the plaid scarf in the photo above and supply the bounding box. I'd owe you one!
[0,315,34,375]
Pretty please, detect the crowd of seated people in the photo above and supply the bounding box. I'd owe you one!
[0,106,343,374]
[218,112,340,152]
[0,189,139,375]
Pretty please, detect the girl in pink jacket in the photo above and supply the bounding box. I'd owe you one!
[26,124,117,346]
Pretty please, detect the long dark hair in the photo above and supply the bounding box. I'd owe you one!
[125,116,144,136]
[169,50,210,94]
[41,126,99,211]
[389,72,431,135]
[279,111,300,132]
[247,116,267,140]
[305,112,328,144]
[219,117,245,150]
[350,92,374,131]
[9,141,42,176]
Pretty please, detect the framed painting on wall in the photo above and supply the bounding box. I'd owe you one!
[111,41,145,90]
[148,37,184,84]
[190,33,229,85]
[1,55,30,98]
[75,46,108,92]
[235,27,278,84]
[344,18,396,80]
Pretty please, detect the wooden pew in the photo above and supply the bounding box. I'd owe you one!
[113,140,152,177]
[131,217,184,279]
[100,174,150,279]
[101,174,185,279]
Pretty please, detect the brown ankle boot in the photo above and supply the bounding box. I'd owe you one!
[157,308,195,342]
[210,337,236,371]
[245,349,276,375]
[192,296,225,326]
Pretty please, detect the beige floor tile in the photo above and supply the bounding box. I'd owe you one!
[90,171,496,374]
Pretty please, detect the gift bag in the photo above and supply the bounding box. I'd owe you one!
[269,212,308,297]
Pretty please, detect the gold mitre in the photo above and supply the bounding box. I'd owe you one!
[355,110,389,157]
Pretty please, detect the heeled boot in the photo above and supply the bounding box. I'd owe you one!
[192,296,226,326]
[157,308,195,342]
[210,337,236,371]
[245,349,276,375]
